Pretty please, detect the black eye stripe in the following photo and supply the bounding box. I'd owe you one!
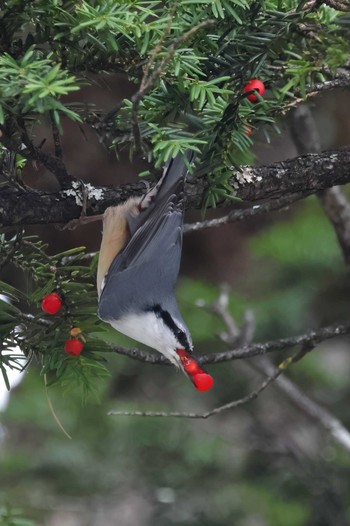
[147,304,191,351]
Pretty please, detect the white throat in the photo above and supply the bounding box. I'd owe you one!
[109,312,182,367]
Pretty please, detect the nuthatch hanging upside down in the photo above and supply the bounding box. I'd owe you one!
[96,154,214,390]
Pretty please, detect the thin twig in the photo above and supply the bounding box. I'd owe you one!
[209,286,350,452]
[62,193,301,263]
[285,71,350,111]
[319,187,350,265]
[49,112,63,159]
[132,19,216,107]
[0,122,73,189]
[108,322,350,365]
[108,347,309,419]
[132,0,178,148]
[251,357,350,451]
[184,193,303,233]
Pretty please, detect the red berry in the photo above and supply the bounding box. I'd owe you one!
[176,349,187,359]
[192,373,214,392]
[64,339,83,356]
[41,293,62,315]
[243,79,265,102]
[177,349,200,376]
[245,125,252,137]
[177,349,212,385]
[184,359,200,376]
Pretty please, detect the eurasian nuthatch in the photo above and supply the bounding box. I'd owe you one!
[96,153,214,390]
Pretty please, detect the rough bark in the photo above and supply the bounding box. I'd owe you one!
[1,148,350,226]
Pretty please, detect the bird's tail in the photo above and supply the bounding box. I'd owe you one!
[139,151,195,211]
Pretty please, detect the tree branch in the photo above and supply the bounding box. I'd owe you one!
[303,0,350,11]
[108,347,309,419]
[0,124,73,189]
[291,105,350,265]
[184,193,304,233]
[251,357,350,451]
[211,287,350,452]
[110,288,350,454]
[1,148,350,226]
[110,321,350,365]
[319,187,350,265]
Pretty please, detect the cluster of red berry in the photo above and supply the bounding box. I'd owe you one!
[176,349,214,392]
[242,78,265,137]
[41,293,84,356]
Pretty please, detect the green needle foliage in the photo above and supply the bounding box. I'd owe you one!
[0,234,109,402]
[0,50,81,124]
[1,0,350,174]
[0,0,350,397]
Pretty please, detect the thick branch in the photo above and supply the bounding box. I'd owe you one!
[1,148,350,226]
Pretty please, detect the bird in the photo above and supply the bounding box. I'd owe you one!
[96,153,214,390]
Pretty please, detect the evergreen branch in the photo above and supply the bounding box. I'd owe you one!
[132,18,216,106]
[0,228,23,271]
[130,18,216,151]
[286,70,350,110]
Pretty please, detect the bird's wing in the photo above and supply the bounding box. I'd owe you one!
[114,174,183,267]
[98,180,184,312]
[98,210,183,321]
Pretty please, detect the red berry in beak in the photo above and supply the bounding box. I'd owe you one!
[176,349,187,359]
[192,373,214,392]
[176,349,214,391]
[177,349,199,374]
[184,359,200,376]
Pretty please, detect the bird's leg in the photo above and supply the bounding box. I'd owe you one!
[138,171,166,211]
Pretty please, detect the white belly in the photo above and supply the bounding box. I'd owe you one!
[110,312,181,367]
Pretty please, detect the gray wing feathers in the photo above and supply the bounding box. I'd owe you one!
[106,185,183,276]
[98,153,193,321]
[98,224,182,320]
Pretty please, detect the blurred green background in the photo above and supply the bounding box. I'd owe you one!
[2,182,350,525]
